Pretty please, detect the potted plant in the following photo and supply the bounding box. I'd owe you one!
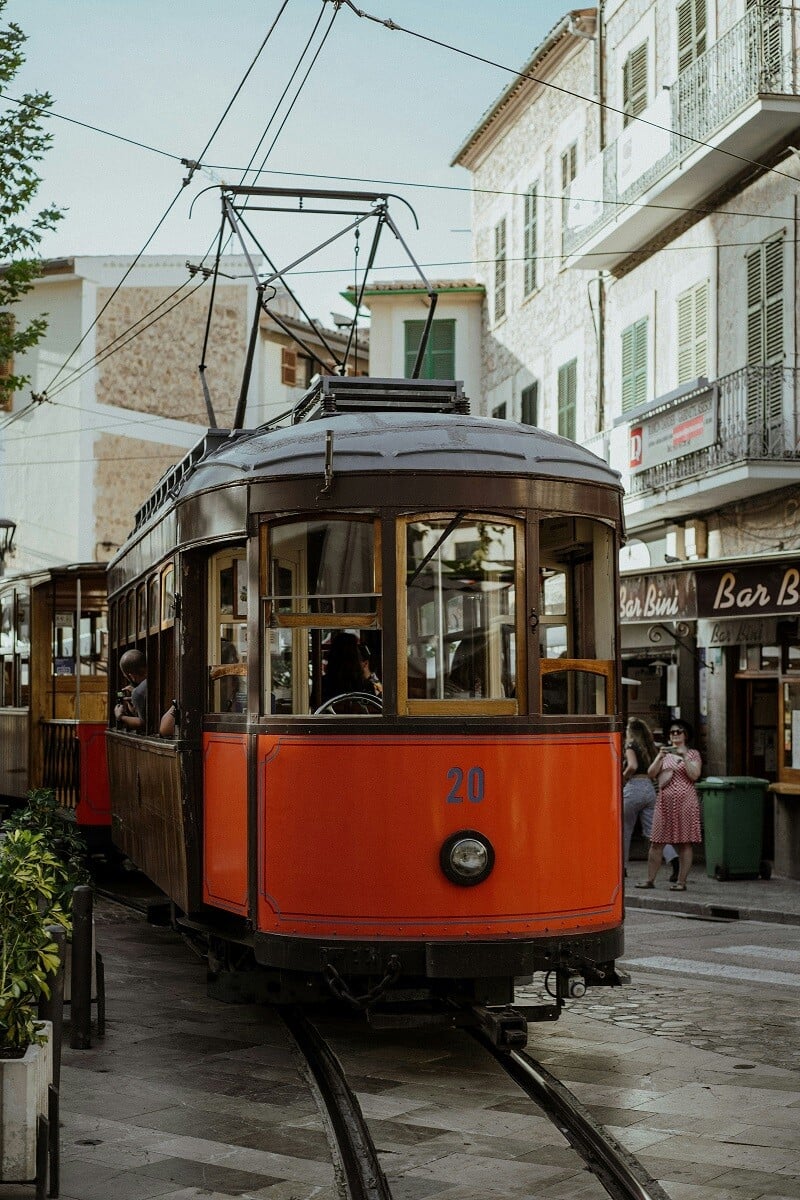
[0,826,63,1186]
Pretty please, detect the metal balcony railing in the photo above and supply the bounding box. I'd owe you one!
[629,364,800,495]
[564,4,800,256]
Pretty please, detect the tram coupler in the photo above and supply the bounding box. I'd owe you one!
[470,1004,529,1049]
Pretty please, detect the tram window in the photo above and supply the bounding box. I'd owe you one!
[162,564,175,627]
[263,518,381,716]
[78,612,107,675]
[53,614,75,674]
[208,550,248,715]
[127,592,136,642]
[148,575,160,633]
[403,516,519,711]
[539,516,615,715]
[136,586,147,638]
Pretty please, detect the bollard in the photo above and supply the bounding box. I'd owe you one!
[69,885,93,1050]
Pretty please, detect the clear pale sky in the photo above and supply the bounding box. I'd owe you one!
[9,0,571,321]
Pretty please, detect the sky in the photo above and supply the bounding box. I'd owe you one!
[7,0,570,324]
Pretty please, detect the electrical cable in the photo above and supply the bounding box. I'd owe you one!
[334,0,800,185]
[41,0,292,397]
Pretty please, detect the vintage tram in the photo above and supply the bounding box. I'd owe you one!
[106,376,626,1019]
[0,564,111,839]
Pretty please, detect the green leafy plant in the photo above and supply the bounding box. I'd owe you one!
[0,829,63,1055]
[0,789,91,1054]
[4,788,91,920]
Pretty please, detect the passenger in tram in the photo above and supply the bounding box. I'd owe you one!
[322,632,379,702]
[114,649,147,732]
[358,642,382,696]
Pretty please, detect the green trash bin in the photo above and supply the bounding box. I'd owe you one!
[697,777,770,880]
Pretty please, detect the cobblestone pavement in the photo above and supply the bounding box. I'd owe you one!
[6,898,799,1200]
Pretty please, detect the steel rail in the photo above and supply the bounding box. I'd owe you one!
[280,1009,393,1200]
[469,1028,671,1200]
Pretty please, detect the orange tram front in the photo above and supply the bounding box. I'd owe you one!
[106,378,626,1019]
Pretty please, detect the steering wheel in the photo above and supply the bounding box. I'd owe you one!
[313,692,383,715]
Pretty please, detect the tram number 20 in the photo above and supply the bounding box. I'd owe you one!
[446,766,485,804]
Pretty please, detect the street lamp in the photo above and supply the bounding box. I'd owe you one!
[0,518,16,575]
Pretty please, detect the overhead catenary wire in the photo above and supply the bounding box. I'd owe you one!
[333,0,800,186]
[40,0,292,399]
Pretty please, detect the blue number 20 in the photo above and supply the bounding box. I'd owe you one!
[446,766,485,803]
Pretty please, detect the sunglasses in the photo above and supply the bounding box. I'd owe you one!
[669,729,685,736]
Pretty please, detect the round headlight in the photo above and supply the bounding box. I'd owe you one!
[440,830,495,887]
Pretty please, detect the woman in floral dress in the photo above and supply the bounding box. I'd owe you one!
[636,718,702,891]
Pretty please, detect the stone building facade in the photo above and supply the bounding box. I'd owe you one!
[452,1,800,805]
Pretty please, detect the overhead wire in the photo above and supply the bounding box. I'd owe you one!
[333,0,800,186]
[40,0,292,398]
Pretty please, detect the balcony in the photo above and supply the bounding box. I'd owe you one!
[617,365,800,530]
[564,6,800,269]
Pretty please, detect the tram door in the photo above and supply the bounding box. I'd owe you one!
[733,677,778,859]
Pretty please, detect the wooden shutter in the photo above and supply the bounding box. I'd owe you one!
[521,382,538,426]
[281,347,297,386]
[746,237,784,437]
[623,42,648,125]
[621,319,647,411]
[429,319,456,378]
[524,185,537,296]
[494,219,507,321]
[560,144,577,191]
[558,359,577,441]
[678,0,707,74]
[677,281,709,384]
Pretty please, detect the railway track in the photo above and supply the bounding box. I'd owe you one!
[469,1025,671,1200]
[283,1005,670,1200]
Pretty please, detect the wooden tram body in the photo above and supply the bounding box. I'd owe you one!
[106,378,626,1011]
[0,564,110,835]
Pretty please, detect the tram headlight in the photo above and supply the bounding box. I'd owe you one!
[440,830,495,887]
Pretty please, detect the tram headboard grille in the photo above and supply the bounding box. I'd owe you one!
[132,429,233,532]
[292,376,469,422]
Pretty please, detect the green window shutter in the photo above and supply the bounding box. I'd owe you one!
[524,185,537,296]
[521,382,538,426]
[677,281,709,384]
[678,0,707,73]
[494,219,507,321]
[623,42,648,125]
[404,319,456,379]
[621,318,647,412]
[746,236,784,430]
[558,359,577,441]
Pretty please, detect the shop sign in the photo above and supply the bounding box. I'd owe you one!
[629,388,716,473]
[706,618,773,646]
[697,563,800,618]
[619,572,697,623]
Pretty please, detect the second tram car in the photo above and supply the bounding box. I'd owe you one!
[106,377,626,1023]
[0,564,111,838]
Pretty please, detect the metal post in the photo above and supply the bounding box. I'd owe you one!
[69,886,93,1049]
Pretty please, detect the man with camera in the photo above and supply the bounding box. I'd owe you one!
[114,649,147,732]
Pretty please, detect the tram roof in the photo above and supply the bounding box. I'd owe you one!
[174,411,621,498]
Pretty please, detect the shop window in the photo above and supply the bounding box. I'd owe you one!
[403,516,520,713]
[539,516,615,715]
[263,518,380,716]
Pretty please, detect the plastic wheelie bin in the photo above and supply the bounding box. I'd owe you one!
[697,777,771,880]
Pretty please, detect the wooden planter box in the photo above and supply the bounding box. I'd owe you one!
[0,1020,53,1185]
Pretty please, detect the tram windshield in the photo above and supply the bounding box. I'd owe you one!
[404,516,519,711]
[263,517,381,715]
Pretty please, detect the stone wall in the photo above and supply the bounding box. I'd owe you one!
[95,284,248,428]
[94,432,184,557]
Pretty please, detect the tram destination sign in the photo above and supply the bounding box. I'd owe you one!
[629,388,716,473]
